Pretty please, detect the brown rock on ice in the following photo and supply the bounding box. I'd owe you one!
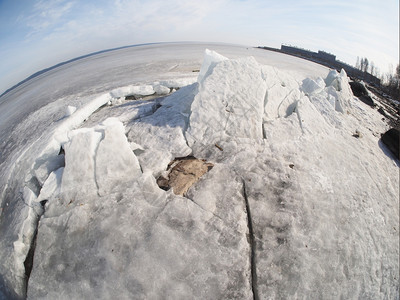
[157,157,213,196]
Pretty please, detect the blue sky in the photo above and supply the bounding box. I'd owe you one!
[0,0,398,94]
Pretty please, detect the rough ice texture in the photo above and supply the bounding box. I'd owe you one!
[33,154,65,186]
[28,171,252,299]
[60,129,102,200]
[110,85,155,98]
[0,48,398,299]
[126,84,195,177]
[44,118,142,217]
[65,105,77,117]
[94,118,142,195]
[36,167,63,203]
[197,49,228,85]
[301,77,325,95]
[187,56,266,154]
[13,188,40,281]
[261,65,303,121]
[153,84,171,95]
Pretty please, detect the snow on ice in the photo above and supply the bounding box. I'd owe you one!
[0,45,398,299]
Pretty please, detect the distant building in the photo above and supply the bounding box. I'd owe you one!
[281,45,314,58]
[317,51,335,62]
[258,45,380,86]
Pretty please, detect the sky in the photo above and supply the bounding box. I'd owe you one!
[0,0,398,94]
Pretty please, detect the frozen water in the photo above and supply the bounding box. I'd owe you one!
[65,106,76,117]
[197,49,228,85]
[110,84,155,98]
[187,56,266,155]
[300,77,326,95]
[0,44,398,299]
[126,84,195,177]
[95,118,142,195]
[261,65,303,121]
[36,167,63,204]
[33,154,65,186]
[152,83,170,95]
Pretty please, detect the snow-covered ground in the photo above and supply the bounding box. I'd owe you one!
[0,43,398,299]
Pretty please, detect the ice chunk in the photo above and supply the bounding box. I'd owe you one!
[110,85,155,98]
[153,84,170,95]
[129,141,144,153]
[304,87,344,128]
[50,118,142,205]
[325,69,352,95]
[127,84,195,177]
[95,118,142,195]
[326,86,345,113]
[108,97,124,106]
[158,78,197,88]
[319,69,353,113]
[336,69,354,103]
[135,149,173,177]
[26,93,113,195]
[324,69,340,88]
[187,56,266,151]
[65,106,77,117]
[36,167,64,203]
[33,154,65,186]
[301,77,325,95]
[197,49,228,85]
[60,129,102,200]
[261,65,302,121]
[294,96,332,135]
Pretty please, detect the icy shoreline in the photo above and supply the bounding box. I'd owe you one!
[0,46,398,299]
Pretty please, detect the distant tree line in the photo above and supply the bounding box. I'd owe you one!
[356,57,375,75]
[356,56,399,99]
[383,64,400,100]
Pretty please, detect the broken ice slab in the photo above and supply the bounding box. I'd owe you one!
[186,56,266,152]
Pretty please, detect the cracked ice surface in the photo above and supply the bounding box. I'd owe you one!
[0,44,398,299]
[187,52,266,154]
[29,162,252,299]
[126,85,195,177]
[27,89,253,298]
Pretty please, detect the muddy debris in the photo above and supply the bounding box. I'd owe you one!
[157,156,214,196]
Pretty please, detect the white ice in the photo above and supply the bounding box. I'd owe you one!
[0,44,398,299]
[197,49,228,85]
[187,55,266,154]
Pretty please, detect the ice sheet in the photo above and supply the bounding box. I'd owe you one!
[0,45,398,299]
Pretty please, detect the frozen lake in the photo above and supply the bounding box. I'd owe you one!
[0,43,398,299]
